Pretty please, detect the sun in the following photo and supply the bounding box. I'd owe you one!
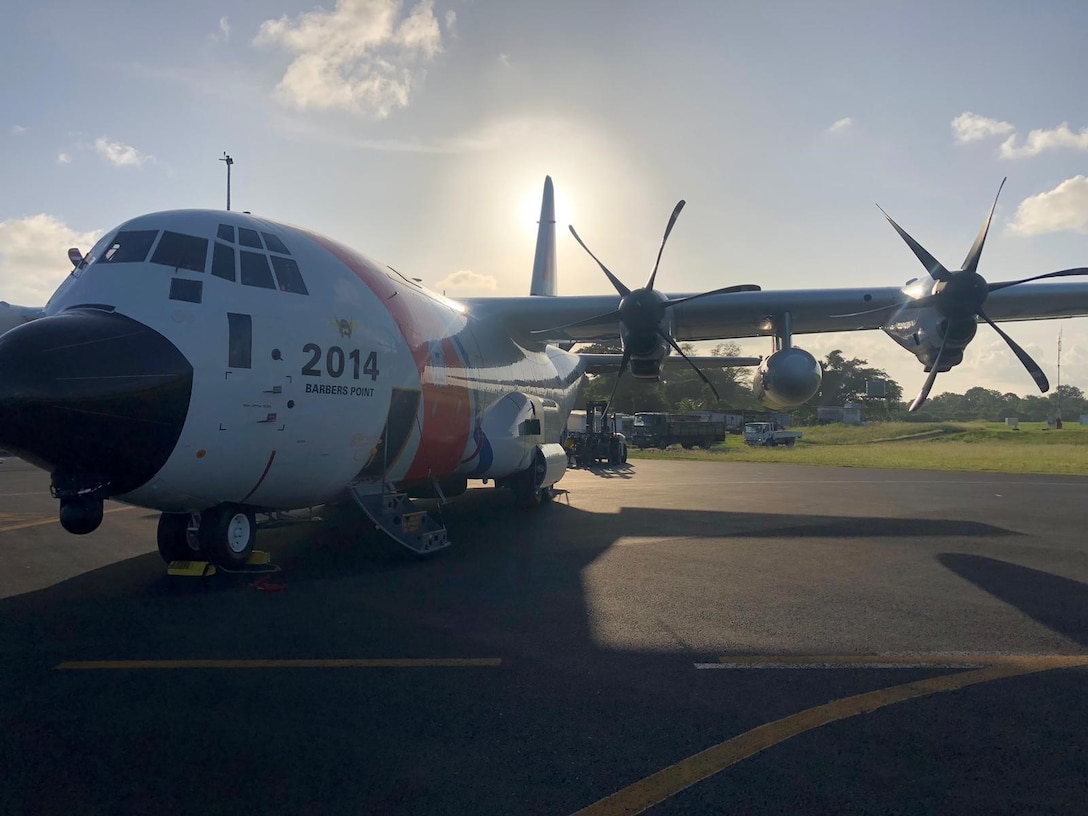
[519,184,574,237]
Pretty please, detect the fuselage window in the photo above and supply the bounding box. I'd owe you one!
[239,250,276,289]
[151,231,208,273]
[262,232,291,254]
[169,278,203,304]
[217,224,235,243]
[100,230,159,264]
[227,313,252,369]
[211,241,237,282]
[270,256,309,295]
[238,228,263,249]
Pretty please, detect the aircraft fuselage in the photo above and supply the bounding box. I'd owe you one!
[0,209,583,515]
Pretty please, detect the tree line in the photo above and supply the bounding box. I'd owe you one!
[576,343,1086,424]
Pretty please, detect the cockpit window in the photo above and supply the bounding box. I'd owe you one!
[238,228,263,249]
[239,250,275,289]
[211,241,237,282]
[217,224,235,243]
[151,231,208,273]
[269,256,308,295]
[262,232,291,255]
[100,230,159,264]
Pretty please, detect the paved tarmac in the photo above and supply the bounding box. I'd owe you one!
[2,455,1088,815]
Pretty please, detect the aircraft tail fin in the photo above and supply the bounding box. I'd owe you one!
[529,175,557,296]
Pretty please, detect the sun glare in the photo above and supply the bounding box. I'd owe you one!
[519,185,574,237]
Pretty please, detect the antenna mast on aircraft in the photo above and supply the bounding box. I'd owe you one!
[219,152,234,211]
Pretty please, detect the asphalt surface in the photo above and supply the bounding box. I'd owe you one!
[3,456,1088,815]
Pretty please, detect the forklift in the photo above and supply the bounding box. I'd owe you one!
[571,401,628,467]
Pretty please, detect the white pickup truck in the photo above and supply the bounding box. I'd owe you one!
[743,422,802,447]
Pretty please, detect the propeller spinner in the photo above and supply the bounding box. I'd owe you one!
[536,201,760,413]
[878,178,1088,412]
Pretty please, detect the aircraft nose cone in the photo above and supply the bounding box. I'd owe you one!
[0,309,193,496]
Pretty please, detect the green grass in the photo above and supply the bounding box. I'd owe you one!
[627,421,1088,475]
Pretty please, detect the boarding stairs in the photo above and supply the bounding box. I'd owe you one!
[348,479,450,555]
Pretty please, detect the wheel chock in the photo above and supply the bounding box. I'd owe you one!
[245,550,271,566]
[167,560,217,578]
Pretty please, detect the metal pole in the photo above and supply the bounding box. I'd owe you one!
[219,153,234,211]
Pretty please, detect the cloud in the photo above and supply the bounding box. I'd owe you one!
[951,112,1014,143]
[254,0,444,118]
[0,214,101,304]
[825,117,853,135]
[999,122,1088,159]
[212,15,230,42]
[9,125,28,136]
[1006,175,1088,236]
[57,152,72,164]
[434,269,497,294]
[94,137,152,167]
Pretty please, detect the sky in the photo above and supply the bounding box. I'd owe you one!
[3,0,1088,399]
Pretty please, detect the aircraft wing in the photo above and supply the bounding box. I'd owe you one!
[463,281,1088,345]
[0,303,44,337]
[579,353,762,374]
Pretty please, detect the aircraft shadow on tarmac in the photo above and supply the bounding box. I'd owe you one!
[0,486,1038,663]
[939,553,1088,648]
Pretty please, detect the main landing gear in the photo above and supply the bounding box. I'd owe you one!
[156,504,257,569]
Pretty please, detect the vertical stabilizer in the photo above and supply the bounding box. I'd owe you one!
[529,176,557,296]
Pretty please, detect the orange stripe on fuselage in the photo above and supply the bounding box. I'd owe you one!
[301,231,472,481]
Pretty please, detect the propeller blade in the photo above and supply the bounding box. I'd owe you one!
[978,307,1049,393]
[645,200,686,291]
[657,329,720,401]
[603,348,632,417]
[663,283,761,308]
[878,205,951,282]
[908,334,948,413]
[987,266,1088,294]
[961,177,1006,275]
[569,225,631,297]
[530,309,622,336]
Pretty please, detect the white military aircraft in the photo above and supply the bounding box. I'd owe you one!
[0,176,1084,566]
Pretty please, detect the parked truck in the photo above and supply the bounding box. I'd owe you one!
[630,413,726,449]
[743,421,802,447]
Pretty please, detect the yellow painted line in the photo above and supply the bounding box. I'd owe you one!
[574,655,1088,816]
[55,658,502,670]
[700,654,1088,669]
[0,505,135,534]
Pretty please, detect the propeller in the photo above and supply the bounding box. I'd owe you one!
[868,178,1088,412]
[534,200,760,413]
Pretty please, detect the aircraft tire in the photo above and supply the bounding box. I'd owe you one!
[156,512,203,564]
[201,505,256,568]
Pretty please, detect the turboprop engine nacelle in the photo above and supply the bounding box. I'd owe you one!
[882,309,978,373]
[753,347,822,409]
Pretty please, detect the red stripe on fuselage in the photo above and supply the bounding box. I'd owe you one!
[302,231,471,481]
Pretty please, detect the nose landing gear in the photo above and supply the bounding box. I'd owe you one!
[156,504,256,568]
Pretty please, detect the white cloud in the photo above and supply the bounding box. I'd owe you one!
[94,137,152,167]
[825,117,853,135]
[498,53,511,68]
[212,15,231,42]
[1006,175,1088,236]
[254,0,444,118]
[444,10,456,35]
[951,112,1014,144]
[0,214,101,304]
[9,125,28,136]
[435,269,497,294]
[56,152,72,164]
[999,122,1088,159]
